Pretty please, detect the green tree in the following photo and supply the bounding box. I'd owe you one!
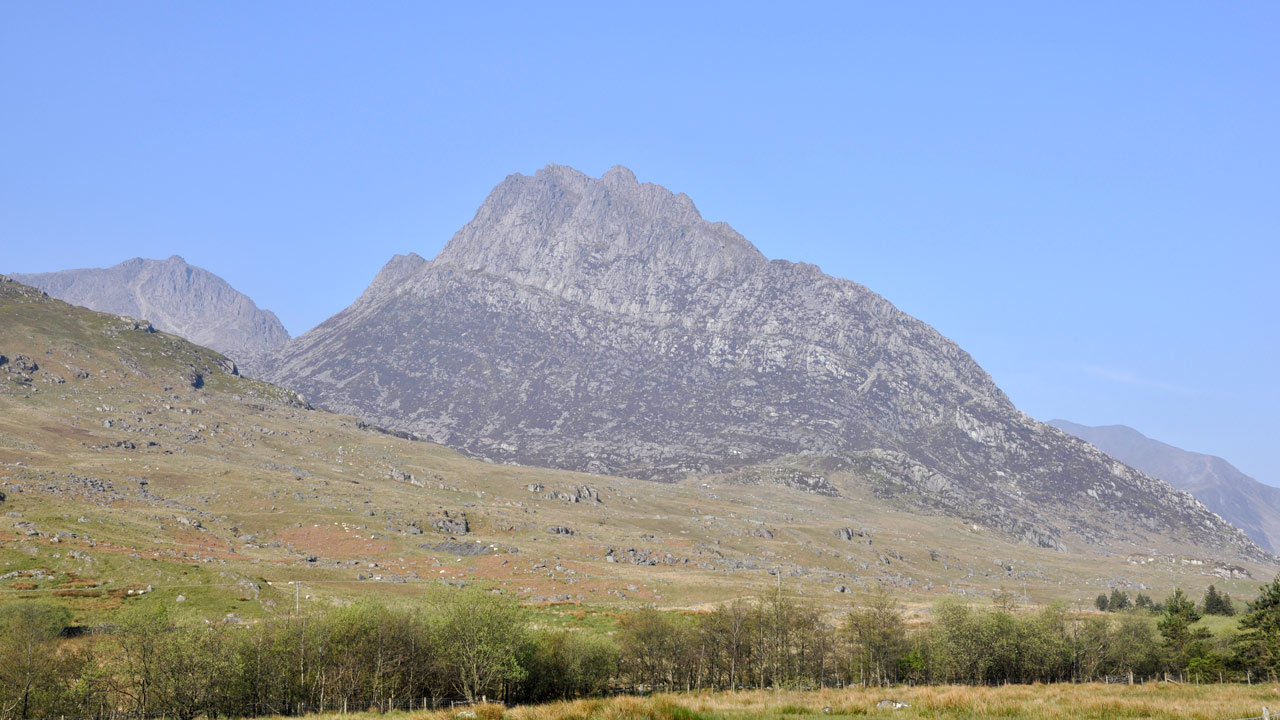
[1235,576,1280,676]
[1095,594,1109,612]
[926,597,984,684]
[1017,604,1072,683]
[842,588,907,686]
[617,607,696,691]
[430,588,530,702]
[700,599,753,689]
[151,623,232,720]
[1068,614,1111,681]
[104,603,171,718]
[1108,589,1131,612]
[1106,611,1160,676]
[520,630,619,701]
[0,601,74,720]
[1157,589,1210,670]
[1203,585,1235,616]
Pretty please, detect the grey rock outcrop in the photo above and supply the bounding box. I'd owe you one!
[429,514,469,535]
[1051,420,1280,553]
[11,256,288,376]
[266,164,1264,559]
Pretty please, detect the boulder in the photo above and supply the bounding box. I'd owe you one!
[430,514,469,535]
[215,356,239,376]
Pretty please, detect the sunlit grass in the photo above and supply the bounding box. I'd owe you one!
[283,684,1280,720]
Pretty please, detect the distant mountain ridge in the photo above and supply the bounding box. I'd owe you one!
[264,164,1263,559]
[1050,420,1280,553]
[11,256,288,376]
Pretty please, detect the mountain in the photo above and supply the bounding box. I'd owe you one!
[1050,420,1280,553]
[265,164,1264,559]
[0,274,1269,622]
[10,255,288,376]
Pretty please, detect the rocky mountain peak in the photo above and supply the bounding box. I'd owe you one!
[601,164,638,186]
[10,257,288,376]
[357,252,428,303]
[432,164,767,316]
[267,165,1267,561]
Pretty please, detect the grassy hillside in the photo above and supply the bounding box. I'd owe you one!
[0,276,1274,627]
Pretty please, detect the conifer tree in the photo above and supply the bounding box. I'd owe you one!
[1158,589,1210,669]
[1235,576,1280,673]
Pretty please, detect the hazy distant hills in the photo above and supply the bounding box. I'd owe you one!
[1050,420,1280,553]
[11,256,288,376]
[264,164,1262,558]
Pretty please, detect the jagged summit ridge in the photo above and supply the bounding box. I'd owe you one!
[266,164,1264,560]
[429,164,767,317]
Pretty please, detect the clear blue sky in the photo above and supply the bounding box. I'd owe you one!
[3,3,1277,484]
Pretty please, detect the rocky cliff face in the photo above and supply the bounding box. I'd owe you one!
[11,256,288,376]
[1051,420,1280,553]
[265,164,1264,559]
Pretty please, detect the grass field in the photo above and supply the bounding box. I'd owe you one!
[263,685,1280,720]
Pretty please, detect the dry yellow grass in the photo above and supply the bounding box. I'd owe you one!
[279,684,1280,720]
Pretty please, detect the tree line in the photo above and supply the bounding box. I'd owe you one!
[1094,584,1235,616]
[617,583,1274,690]
[5,579,1280,719]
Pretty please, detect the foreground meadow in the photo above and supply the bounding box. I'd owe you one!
[293,685,1280,720]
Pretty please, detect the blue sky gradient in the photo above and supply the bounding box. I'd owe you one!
[3,3,1277,483]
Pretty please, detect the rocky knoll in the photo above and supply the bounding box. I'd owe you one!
[11,256,288,376]
[265,165,1264,558]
